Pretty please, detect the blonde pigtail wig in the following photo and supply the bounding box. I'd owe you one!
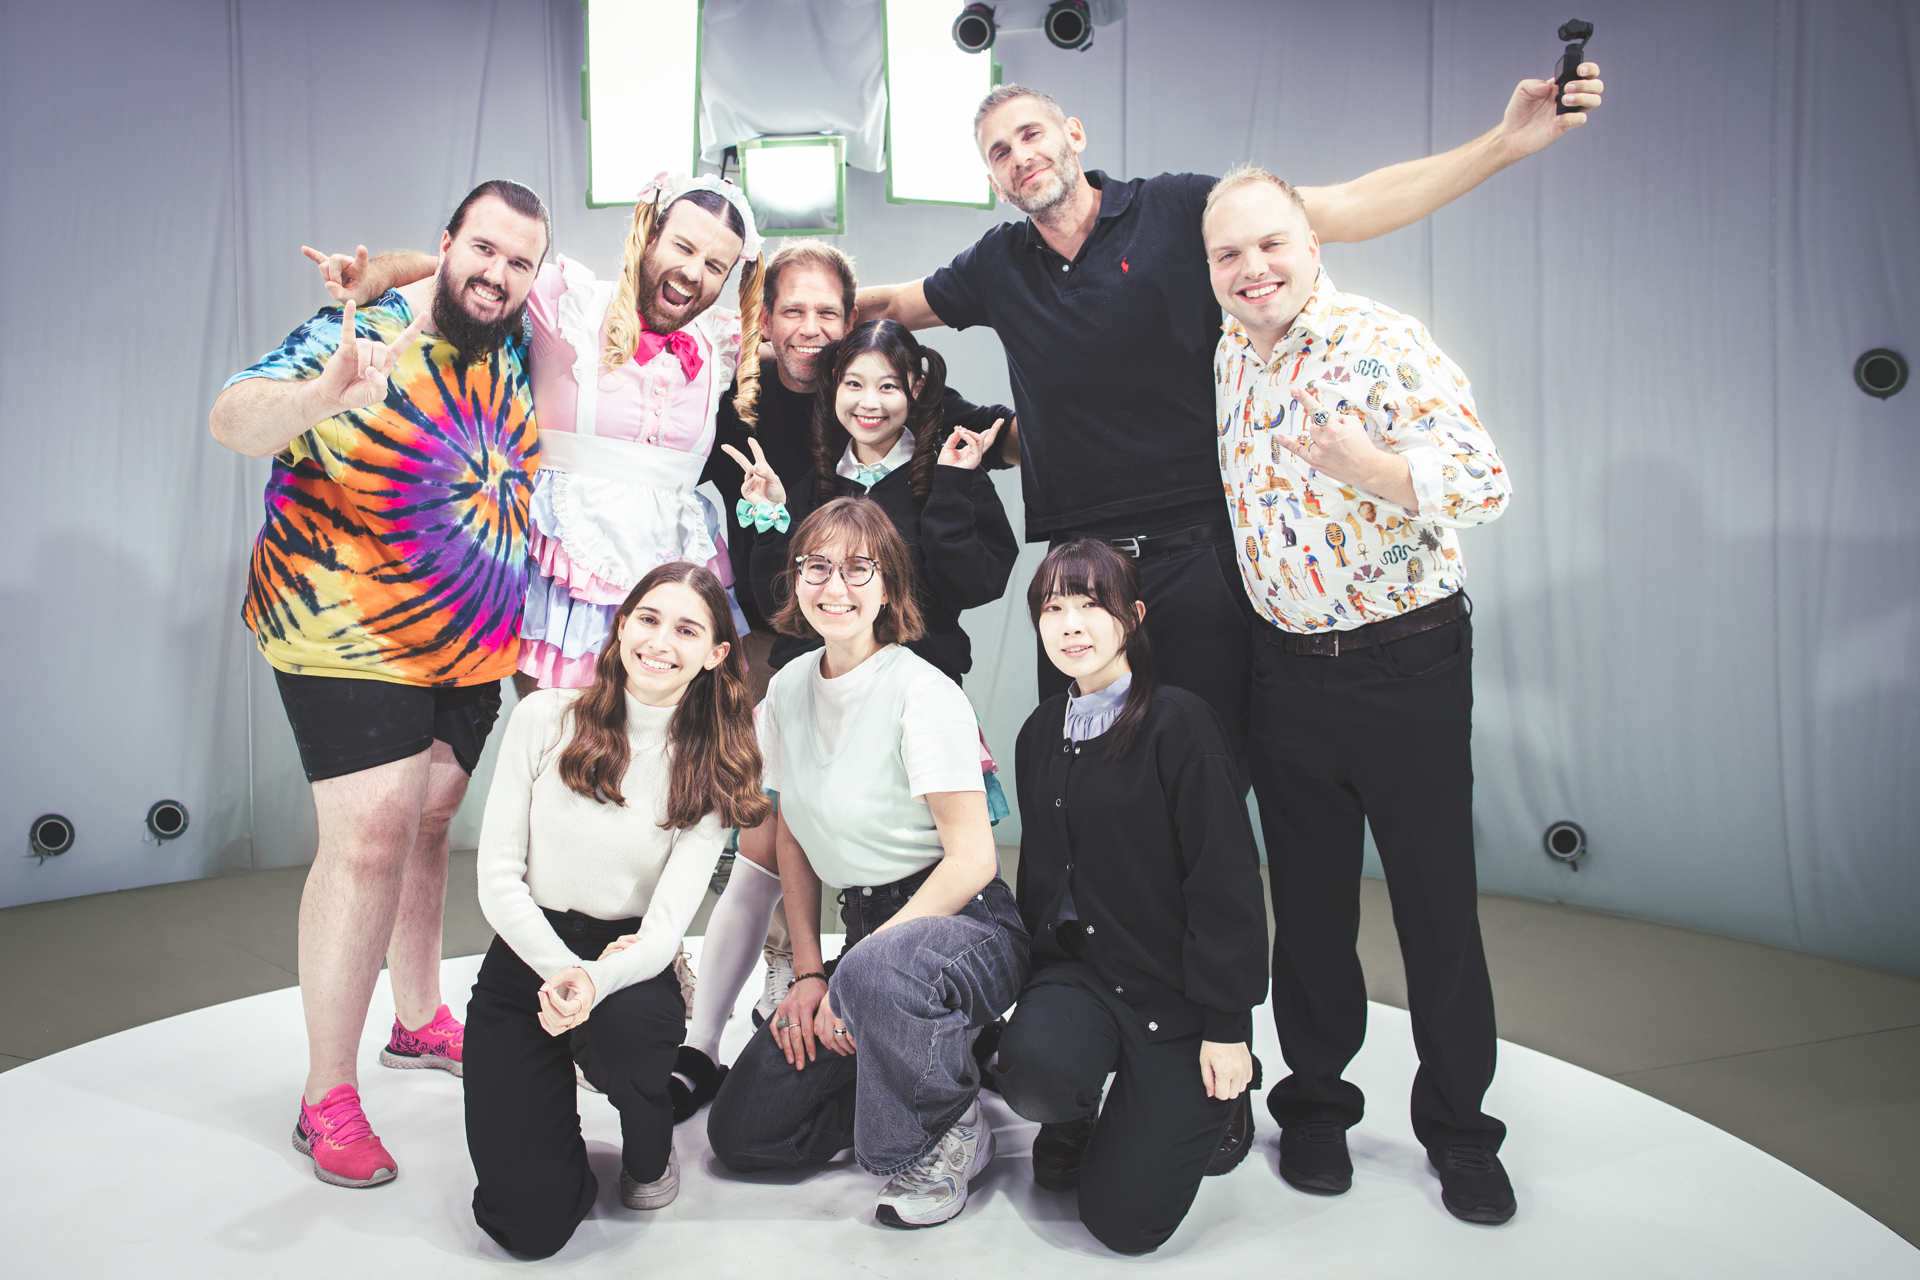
[601,194,663,374]
[731,256,764,427]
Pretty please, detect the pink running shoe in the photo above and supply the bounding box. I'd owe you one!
[292,1084,397,1188]
[379,1004,464,1076]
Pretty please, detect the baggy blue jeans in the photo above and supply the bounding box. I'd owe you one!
[707,869,1029,1177]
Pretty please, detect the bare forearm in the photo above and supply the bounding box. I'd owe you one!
[774,816,826,974]
[877,791,997,931]
[369,250,437,294]
[1361,450,1419,512]
[853,279,940,330]
[1299,126,1517,244]
[208,377,329,457]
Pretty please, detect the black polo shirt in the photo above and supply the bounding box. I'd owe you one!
[923,170,1223,541]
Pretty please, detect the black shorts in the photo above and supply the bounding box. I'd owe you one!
[273,669,503,783]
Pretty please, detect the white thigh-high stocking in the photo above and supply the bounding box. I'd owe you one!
[686,855,783,1062]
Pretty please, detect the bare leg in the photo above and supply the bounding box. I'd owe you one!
[512,671,540,701]
[301,749,432,1104]
[386,739,469,1032]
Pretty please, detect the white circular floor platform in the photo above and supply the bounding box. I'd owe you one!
[4,939,1916,1278]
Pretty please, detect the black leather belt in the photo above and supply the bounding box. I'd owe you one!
[1058,514,1234,559]
[1256,591,1467,657]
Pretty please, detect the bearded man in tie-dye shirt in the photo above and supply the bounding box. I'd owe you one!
[209,178,548,1191]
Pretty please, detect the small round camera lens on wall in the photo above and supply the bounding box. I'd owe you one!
[30,813,75,862]
[146,800,189,844]
[1854,348,1908,400]
[1544,820,1586,870]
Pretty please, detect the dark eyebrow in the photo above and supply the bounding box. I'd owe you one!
[675,615,710,633]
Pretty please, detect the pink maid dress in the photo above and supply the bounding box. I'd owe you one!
[518,255,742,688]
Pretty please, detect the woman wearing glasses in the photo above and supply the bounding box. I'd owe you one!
[669,320,1018,1120]
[705,499,1029,1230]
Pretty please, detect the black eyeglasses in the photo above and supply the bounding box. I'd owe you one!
[795,555,879,587]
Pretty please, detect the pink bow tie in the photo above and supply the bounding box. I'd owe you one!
[634,325,703,382]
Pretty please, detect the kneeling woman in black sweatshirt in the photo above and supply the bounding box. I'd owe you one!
[996,539,1269,1256]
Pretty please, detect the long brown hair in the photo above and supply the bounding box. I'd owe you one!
[558,562,773,830]
[1027,539,1158,756]
[769,498,926,646]
[808,319,947,505]
[602,188,764,426]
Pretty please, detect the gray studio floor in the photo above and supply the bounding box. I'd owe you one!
[2,850,1915,1247]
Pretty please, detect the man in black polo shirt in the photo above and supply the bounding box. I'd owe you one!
[858,69,1604,756]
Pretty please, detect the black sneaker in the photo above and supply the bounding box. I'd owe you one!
[971,1017,1005,1094]
[1205,1053,1262,1176]
[666,1045,728,1124]
[1030,1114,1098,1192]
[1428,1145,1516,1224]
[1278,1121,1353,1195]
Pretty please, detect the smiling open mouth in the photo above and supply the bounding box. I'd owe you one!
[634,652,678,673]
[661,279,693,308]
[1240,282,1281,300]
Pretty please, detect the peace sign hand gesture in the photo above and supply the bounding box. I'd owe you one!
[937,418,1004,471]
[310,299,426,419]
[719,436,787,507]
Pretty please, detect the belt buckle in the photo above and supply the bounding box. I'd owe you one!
[1110,536,1141,558]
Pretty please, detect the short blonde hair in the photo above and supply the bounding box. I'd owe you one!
[1202,164,1307,228]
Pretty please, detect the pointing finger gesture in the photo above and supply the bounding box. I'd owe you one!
[719,435,787,507]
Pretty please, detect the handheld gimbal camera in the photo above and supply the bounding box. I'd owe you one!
[1554,19,1594,116]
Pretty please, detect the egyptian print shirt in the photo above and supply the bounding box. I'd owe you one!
[229,293,537,685]
[1214,269,1510,634]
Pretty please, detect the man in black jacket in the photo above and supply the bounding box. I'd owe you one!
[701,240,1014,696]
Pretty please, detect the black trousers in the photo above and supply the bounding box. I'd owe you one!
[1248,609,1504,1153]
[995,962,1237,1256]
[463,912,686,1260]
[1038,533,1254,770]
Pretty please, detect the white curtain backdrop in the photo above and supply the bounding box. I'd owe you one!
[1,0,1914,979]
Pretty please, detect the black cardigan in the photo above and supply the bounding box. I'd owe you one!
[701,358,1013,633]
[748,459,1019,685]
[1014,686,1268,1043]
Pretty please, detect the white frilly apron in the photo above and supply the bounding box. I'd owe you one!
[517,255,740,687]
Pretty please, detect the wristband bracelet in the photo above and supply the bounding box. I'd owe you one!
[787,971,828,989]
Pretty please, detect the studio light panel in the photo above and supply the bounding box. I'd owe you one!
[884,0,997,207]
[739,135,847,236]
[584,0,703,207]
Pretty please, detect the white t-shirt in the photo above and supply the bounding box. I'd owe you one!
[759,644,982,798]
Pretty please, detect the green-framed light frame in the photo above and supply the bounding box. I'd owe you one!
[880,0,999,210]
[580,0,706,209]
[736,134,848,237]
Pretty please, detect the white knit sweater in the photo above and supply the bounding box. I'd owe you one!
[475,688,727,1000]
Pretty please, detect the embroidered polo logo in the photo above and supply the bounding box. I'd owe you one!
[1121,257,1129,273]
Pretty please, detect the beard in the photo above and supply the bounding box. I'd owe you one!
[634,243,717,336]
[431,264,526,368]
[1001,139,1084,218]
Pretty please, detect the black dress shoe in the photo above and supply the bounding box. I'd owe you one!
[1031,1114,1098,1192]
[1428,1145,1516,1224]
[1278,1121,1353,1194]
[1205,1053,1263,1176]
[666,1045,727,1124]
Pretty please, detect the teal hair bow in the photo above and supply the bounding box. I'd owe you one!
[736,498,790,534]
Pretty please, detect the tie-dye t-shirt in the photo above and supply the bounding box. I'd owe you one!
[227,292,538,686]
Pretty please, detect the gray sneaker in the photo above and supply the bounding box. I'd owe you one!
[754,951,796,1023]
[619,1148,680,1210]
[875,1103,996,1229]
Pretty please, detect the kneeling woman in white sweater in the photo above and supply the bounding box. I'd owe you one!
[466,562,771,1259]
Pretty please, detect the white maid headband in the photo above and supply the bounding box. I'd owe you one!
[636,170,764,262]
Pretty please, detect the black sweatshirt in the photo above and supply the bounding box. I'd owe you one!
[748,459,1019,684]
[1014,687,1268,1043]
[701,358,1014,633]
